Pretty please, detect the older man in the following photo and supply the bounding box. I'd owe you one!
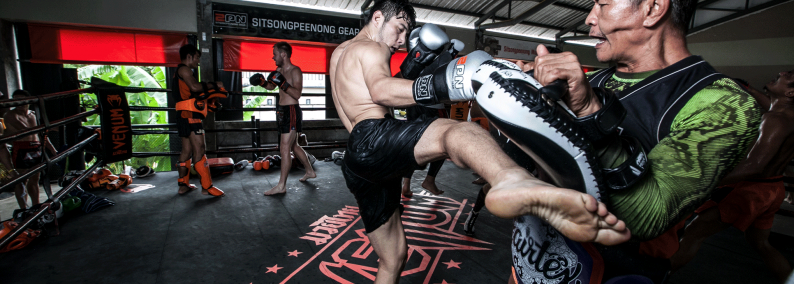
[493,0,761,282]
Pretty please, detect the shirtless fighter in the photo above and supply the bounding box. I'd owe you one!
[250,41,317,196]
[329,0,630,282]
[4,90,58,209]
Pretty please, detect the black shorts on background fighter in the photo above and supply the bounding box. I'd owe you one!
[276,104,302,133]
[342,114,437,233]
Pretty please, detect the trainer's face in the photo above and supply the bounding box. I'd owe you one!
[586,0,646,63]
[376,12,409,54]
[765,69,794,98]
[272,48,284,67]
[187,53,201,69]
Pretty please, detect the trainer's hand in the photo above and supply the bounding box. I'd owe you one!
[533,45,601,117]
[515,60,535,73]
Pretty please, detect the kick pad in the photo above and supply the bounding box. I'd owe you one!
[208,157,234,177]
[473,64,605,200]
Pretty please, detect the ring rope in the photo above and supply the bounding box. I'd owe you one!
[0,160,102,250]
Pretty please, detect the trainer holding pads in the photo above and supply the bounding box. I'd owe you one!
[329,1,629,283]
[173,44,225,197]
[475,0,761,280]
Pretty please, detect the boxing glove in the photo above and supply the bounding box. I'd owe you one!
[250,73,266,87]
[448,39,465,58]
[267,72,291,91]
[412,50,493,106]
[400,23,450,80]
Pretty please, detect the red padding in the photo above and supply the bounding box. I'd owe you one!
[390,51,408,77]
[223,39,328,73]
[28,24,188,66]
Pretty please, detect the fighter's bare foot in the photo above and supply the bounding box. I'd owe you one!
[421,179,444,195]
[299,171,316,182]
[264,184,287,196]
[485,169,630,245]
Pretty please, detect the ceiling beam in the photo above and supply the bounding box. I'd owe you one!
[411,3,589,34]
[688,0,790,34]
[479,0,560,30]
[474,0,513,27]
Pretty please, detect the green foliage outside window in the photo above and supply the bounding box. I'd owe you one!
[65,64,170,173]
[242,85,276,121]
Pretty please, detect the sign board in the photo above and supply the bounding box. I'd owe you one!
[213,3,361,44]
[482,36,544,61]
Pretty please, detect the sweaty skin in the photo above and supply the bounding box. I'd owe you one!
[721,69,794,185]
[330,10,629,244]
[331,7,629,284]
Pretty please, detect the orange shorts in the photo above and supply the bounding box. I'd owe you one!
[696,176,786,231]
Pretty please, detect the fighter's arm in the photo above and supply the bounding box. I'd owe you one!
[284,67,303,100]
[361,43,416,107]
[26,113,57,155]
[262,68,278,91]
[719,113,788,185]
[605,85,761,240]
[177,66,204,93]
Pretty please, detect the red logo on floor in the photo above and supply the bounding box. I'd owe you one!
[273,192,492,284]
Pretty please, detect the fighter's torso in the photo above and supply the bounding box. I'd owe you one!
[330,38,391,132]
[758,110,794,176]
[3,110,38,142]
[172,64,205,120]
[275,65,300,106]
[173,64,196,103]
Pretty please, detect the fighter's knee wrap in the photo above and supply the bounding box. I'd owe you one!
[193,155,213,190]
[474,68,605,199]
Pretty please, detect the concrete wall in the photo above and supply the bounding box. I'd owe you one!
[686,1,794,89]
[0,0,196,33]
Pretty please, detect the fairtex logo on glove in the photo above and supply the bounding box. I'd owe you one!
[453,56,467,89]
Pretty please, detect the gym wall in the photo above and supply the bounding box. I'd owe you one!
[686,0,794,89]
[0,0,196,33]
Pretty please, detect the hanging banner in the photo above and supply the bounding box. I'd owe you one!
[482,36,544,61]
[93,78,133,164]
[213,3,360,44]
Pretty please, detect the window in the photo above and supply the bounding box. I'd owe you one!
[241,71,327,121]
